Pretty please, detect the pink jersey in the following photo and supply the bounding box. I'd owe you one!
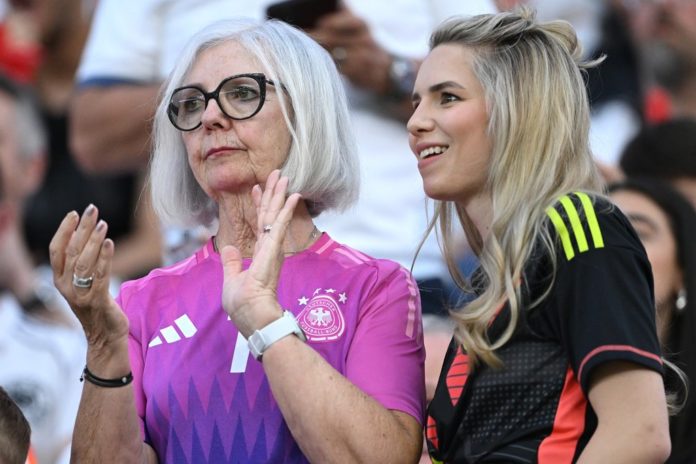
[118,233,425,463]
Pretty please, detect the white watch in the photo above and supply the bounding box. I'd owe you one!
[248,311,307,361]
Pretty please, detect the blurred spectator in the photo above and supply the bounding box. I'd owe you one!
[0,386,31,464]
[609,177,696,463]
[70,0,497,312]
[497,0,643,166]
[0,0,41,83]
[620,117,696,208]
[2,0,163,281]
[0,73,85,464]
[619,0,696,121]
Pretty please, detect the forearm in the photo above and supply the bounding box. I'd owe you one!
[578,425,670,464]
[71,345,154,464]
[262,336,422,464]
[69,85,160,174]
[579,364,671,464]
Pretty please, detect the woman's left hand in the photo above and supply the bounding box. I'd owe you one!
[220,170,301,337]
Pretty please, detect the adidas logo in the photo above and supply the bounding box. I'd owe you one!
[148,314,198,347]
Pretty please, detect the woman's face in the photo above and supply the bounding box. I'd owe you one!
[610,189,682,342]
[180,42,292,200]
[407,44,492,205]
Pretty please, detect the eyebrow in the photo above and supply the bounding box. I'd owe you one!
[624,212,659,233]
[412,81,465,101]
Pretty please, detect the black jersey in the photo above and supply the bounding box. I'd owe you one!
[427,193,663,463]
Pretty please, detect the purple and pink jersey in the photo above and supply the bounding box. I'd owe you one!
[118,233,425,463]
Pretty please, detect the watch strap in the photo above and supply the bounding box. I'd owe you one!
[248,310,306,360]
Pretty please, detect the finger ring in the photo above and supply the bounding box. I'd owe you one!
[331,46,348,62]
[263,225,273,233]
[72,273,94,289]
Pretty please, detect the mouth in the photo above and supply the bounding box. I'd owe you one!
[205,146,242,159]
[419,145,448,160]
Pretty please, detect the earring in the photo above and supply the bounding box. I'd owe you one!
[676,289,687,312]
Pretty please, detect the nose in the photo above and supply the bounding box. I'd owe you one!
[200,97,231,130]
[406,103,435,136]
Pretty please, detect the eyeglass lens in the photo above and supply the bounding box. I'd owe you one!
[169,75,265,130]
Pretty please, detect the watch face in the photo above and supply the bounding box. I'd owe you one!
[389,56,417,99]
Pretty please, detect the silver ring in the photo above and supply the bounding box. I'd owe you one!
[72,273,94,289]
[331,46,348,62]
[263,225,273,233]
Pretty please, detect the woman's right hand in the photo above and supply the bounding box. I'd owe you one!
[49,205,129,359]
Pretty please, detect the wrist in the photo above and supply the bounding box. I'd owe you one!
[385,54,418,101]
[248,310,306,361]
[86,338,131,377]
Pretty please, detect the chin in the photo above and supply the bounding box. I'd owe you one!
[423,184,455,202]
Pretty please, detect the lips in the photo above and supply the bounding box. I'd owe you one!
[205,146,242,159]
[418,145,449,160]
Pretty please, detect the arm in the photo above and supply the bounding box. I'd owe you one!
[262,336,422,463]
[69,84,160,174]
[309,8,418,121]
[578,362,670,464]
[49,207,156,463]
[221,171,423,463]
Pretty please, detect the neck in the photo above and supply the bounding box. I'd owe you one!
[214,192,317,257]
[460,193,493,251]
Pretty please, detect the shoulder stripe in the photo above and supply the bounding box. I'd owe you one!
[578,344,663,382]
[546,206,575,260]
[574,192,604,249]
[334,247,367,264]
[315,238,335,255]
[559,196,589,253]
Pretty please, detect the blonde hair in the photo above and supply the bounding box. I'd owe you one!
[429,8,603,366]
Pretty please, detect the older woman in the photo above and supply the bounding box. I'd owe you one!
[408,9,671,463]
[50,20,424,463]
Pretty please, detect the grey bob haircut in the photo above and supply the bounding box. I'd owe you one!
[150,19,359,227]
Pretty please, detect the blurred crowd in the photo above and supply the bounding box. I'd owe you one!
[0,0,694,463]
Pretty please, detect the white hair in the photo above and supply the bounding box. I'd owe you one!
[150,19,359,227]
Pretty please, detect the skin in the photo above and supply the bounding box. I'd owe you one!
[407,44,492,210]
[51,39,422,463]
[610,189,683,342]
[307,6,418,119]
[409,43,670,463]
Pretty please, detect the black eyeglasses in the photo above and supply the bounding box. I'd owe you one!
[167,73,277,131]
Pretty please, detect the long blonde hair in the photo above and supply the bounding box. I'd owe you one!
[429,8,603,366]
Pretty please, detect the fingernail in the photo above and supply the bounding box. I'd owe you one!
[84,204,96,216]
[96,220,106,232]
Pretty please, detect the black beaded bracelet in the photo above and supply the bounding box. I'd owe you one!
[80,366,133,388]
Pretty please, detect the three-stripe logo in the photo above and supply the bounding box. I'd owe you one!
[546,192,604,261]
[148,314,198,347]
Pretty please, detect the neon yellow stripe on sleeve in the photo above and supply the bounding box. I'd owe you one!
[559,195,589,253]
[575,192,604,249]
[546,206,575,260]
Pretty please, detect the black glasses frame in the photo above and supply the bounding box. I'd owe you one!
[167,73,276,131]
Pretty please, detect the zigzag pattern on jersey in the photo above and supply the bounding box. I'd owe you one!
[545,192,605,261]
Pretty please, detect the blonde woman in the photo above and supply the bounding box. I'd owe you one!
[408,9,670,463]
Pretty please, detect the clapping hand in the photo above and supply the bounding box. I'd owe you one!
[49,205,128,353]
[221,170,301,338]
